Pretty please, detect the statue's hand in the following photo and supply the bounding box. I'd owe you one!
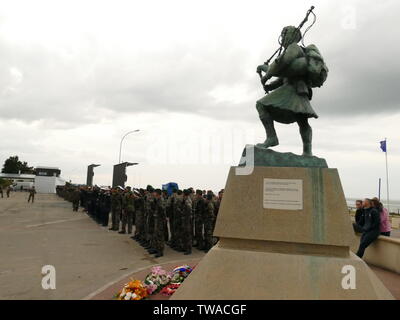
[257,64,269,74]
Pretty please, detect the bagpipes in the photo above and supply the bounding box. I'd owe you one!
[257,5,316,87]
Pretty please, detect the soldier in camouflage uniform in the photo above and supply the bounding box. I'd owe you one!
[100,189,111,227]
[151,189,166,258]
[132,189,145,242]
[193,189,205,249]
[142,186,155,250]
[162,190,169,242]
[203,192,216,252]
[187,188,195,245]
[166,189,178,248]
[28,186,36,203]
[181,189,193,255]
[120,187,135,234]
[71,187,80,212]
[214,189,224,217]
[110,188,122,231]
[171,190,184,251]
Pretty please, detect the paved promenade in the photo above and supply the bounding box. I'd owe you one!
[0,192,204,299]
[0,192,398,299]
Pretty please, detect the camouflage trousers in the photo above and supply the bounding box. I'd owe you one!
[173,214,183,249]
[153,218,165,254]
[194,214,204,247]
[72,200,79,212]
[111,207,121,230]
[121,209,134,233]
[134,210,145,239]
[145,212,155,245]
[28,194,35,203]
[181,215,192,252]
[203,216,215,250]
[169,216,176,244]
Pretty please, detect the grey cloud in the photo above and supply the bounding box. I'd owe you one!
[0,0,399,128]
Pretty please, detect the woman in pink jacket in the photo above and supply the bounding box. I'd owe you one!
[372,198,391,236]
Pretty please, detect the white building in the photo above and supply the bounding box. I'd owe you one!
[34,166,66,193]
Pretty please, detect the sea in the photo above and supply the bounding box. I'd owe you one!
[346,198,400,214]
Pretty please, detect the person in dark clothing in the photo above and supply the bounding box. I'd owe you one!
[28,187,36,203]
[353,199,364,233]
[356,198,381,258]
[101,191,111,227]
[71,188,80,212]
[354,200,364,224]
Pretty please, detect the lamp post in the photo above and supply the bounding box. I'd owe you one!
[118,129,140,163]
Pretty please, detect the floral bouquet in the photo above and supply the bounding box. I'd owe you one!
[117,279,148,300]
[170,265,193,284]
[144,266,172,295]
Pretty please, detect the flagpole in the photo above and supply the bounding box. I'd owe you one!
[385,138,390,213]
[378,178,381,200]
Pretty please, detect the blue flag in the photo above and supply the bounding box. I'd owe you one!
[380,140,387,152]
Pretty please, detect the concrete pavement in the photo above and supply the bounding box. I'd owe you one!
[0,192,205,299]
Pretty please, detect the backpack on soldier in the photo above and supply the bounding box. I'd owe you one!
[304,44,328,88]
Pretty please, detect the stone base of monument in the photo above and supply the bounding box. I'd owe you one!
[171,164,394,300]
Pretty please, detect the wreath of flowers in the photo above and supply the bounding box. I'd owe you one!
[144,266,172,295]
[170,265,193,284]
[116,279,148,300]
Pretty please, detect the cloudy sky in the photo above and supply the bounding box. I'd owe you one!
[0,0,399,200]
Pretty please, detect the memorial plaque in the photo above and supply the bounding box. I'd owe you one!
[263,178,303,210]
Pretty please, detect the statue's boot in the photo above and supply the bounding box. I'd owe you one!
[298,119,313,156]
[303,143,312,157]
[257,116,279,148]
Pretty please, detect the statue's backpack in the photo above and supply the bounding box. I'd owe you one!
[304,44,328,88]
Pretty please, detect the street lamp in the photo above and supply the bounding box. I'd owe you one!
[118,129,140,163]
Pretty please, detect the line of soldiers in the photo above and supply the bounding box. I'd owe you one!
[57,185,223,258]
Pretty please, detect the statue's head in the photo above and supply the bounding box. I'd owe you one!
[280,26,302,48]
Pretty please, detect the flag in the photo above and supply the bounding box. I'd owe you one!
[380,140,387,152]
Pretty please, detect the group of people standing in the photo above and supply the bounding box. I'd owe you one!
[57,185,223,258]
[0,185,37,203]
[353,197,392,258]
